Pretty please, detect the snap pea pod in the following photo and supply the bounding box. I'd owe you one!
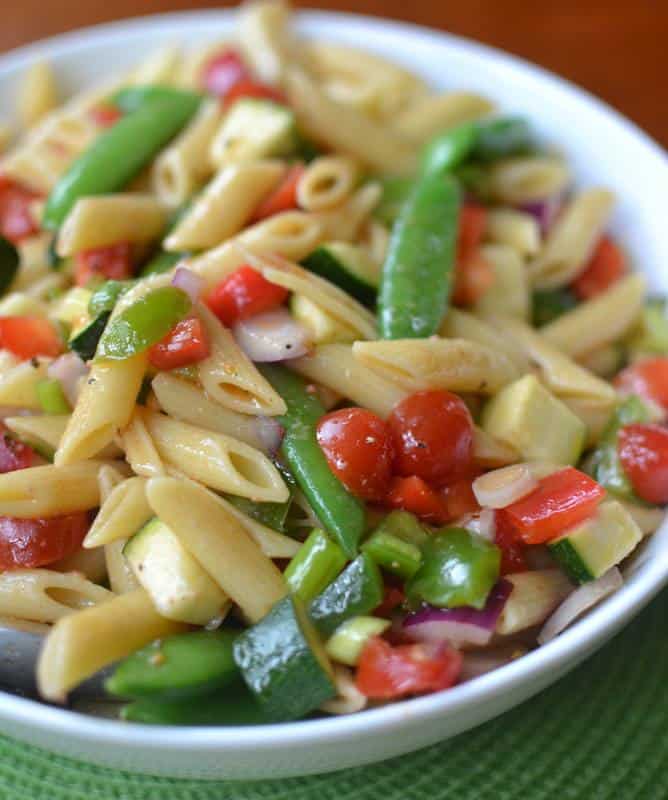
[110,85,204,114]
[106,631,238,699]
[378,172,461,339]
[374,175,414,226]
[0,236,18,296]
[95,286,191,360]
[259,364,366,558]
[420,121,478,176]
[43,95,202,230]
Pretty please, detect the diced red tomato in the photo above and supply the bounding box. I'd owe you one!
[201,49,251,98]
[148,316,210,371]
[0,512,90,571]
[441,476,481,520]
[316,407,394,501]
[571,236,626,300]
[375,584,406,618]
[496,467,605,544]
[452,203,494,306]
[356,637,462,699]
[385,475,450,525]
[388,390,474,486]
[89,103,123,128]
[618,423,668,505]
[0,176,40,244]
[74,242,133,287]
[206,265,288,327]
[614,358,668,415]
[494,511,528,574]
[0,430,36,473]
[225,79,287,107]
[251,163,305,221]
[0,317,62,360]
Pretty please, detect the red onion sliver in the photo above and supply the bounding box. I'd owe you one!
[254,415,284,456]
[403,580,513,647]
[172,267,204,304]
[47,353,88,407]
[519,195,562,236]
[233,309,310,362]
[537,567,622,645]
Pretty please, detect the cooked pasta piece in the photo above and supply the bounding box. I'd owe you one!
[145,476,287,622]
[0,292,48,318]
[560,395,616,446]
[18,62,58,128]
[320,665,367,714]
[0,357,51,409]
[284,68,416,175]
[475,243,530,320]
[353,338,520,395]
[357,219,390,266]
[165,160,285,251]
[0,121,13,153]
[296,156,359,212]
[395,92,494,144]
[473,425,521,468]
[83,476,152,549]
[487,155,571,205]
[314,182,382,242]
[56,195,167,257]
[197,304,287,416]
[0,569,113,624]
[142,410,289,502]
[484,209,541,257]
[117,408,166,478]
[129,43,181,86]
[55,354,148,466]
[238,0,295,84]
[37,588,185,702]
[540,273,646,358]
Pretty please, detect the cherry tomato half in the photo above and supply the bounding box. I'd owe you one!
[618,423,668,505]
[614,358,668,414]
[0,176,40,244]
[206,265,289,327]
[201,49,250,98]
[0,317,62,360]
[74,242,133,288]
[572,236,626,300]
[494,510,528,574]
[384,475,450,525]
[0,512,90,571]
[388,390,474,485]
[316,407,394,501]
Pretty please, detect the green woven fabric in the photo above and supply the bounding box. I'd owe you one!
[1,588,667,800]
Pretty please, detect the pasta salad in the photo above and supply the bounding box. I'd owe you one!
[0,0,664,725]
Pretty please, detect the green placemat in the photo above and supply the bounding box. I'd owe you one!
[1,587,667,800]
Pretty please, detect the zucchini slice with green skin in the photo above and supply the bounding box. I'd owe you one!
[0,236,19,296]
[549,500,642,583]
[301,242,380,307]
[233,594,335,721]
[309,553,384,636]
[68,311,111,361]
[106,630,239,700]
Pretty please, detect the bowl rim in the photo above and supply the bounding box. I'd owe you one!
[1,6,667,751]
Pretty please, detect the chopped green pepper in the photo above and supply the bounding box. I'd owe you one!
[36,378,70,414]
[361,531,422,580]
[88,279,135,316]
[369,510,429,547]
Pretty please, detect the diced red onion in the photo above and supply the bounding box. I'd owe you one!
[519,195,562,236]
[233,309,310,362]
[537,567,622,645]
[403,580,513,648]
[171,267,204,304]
[47,353,88,407]
[473,464,537,509]
[254,415,284,456]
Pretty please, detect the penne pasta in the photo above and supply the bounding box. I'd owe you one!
[238,0,295,85]
[487,155,571,205]
[484,208,541,257]
[475,243,530,321]
[18,62,58,128]
[83,476,153,549]
[296,155,359,212]
[0,357,51,409]
[395,92,494,144]
[117,407,166,478]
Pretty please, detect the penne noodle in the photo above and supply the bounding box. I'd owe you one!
[296,155,359,212]
[237,0,295,85]
[83,476,153,548]
[117,407,166,478]
[487,155,571,205]
[18,62,58,128]
[395,92,494,144]
[475,243,530,321]
[0,357,51,409]
[484,208,541,257]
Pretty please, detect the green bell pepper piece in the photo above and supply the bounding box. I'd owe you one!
[406,527,501,610]
[368,510,429,547]
[361,531,422,580]
[140,250,184,277]
[627,297,668,356]
[95,286,191,360]
[284,528,347,603]
[532,288,578,327]
[36,378,70,414]
[88,279,135,316]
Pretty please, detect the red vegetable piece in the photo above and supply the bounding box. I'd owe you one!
[452,203,494,306]
[497,467,605,544]
[316,407,394,501]
[618,423,668,505]
[206,265,288,327]
[148,316,211,371]
[375,584,406,618]
[385,475,450,525]
[0,430,36,473]
[388,390,474,486]
[201,49,250,98]
[251,163,305,221]
[0,176,40,243]
[494,511,528,574]
[571,236,626,300]
[0,317,62,360]
[441,476,481,521]
[0,512,90,571]
[614,358,668,414]
[74,242,133,288]
[225,79,287,107]
[356,637,462,699]
[89,103,123,128]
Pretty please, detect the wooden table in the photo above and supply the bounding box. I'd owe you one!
[2,0,667,146]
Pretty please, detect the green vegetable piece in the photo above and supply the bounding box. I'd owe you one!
[301,242,379,308]
[110,85,204,114]
[260,364,366,557]
[88,280,135,316]
[140,250,185,277]
[106,630,238,700]
[36,378,70,414]
[46,236,64,271]
[370,510,429,547]
[532,288,578,327]
[43,95,202,230]
[378,173,460,339]
[374,175,414,226]
[69,312,111,362]
[627,297,668,356]
[0,235,19,296]
[420,122,478,176]
[284,528,347,602]
[96,286,191,360]
[233,594,335,721]
[122,680,271,725]
[406,527,501,610]
[471,116,533,162]
[362,531,422,580]
[454,162,493,203]
[587,395,651,500]
[325,615,390,666]
[226,493,293,533]
[309,553,384,636]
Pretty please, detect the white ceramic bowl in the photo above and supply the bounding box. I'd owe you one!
[1,8,667,781]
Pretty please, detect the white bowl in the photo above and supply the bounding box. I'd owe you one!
[1,8,667,781]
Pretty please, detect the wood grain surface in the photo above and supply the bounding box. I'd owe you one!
[2,0,666,146]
